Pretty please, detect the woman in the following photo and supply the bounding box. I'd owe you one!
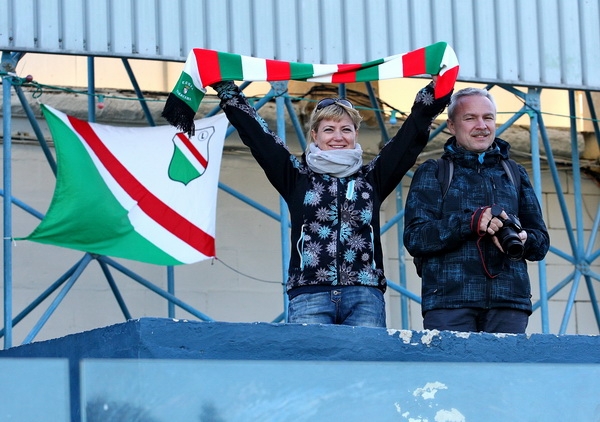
[212,79,450,327]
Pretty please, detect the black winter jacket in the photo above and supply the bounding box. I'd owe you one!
[216,82,449,297]
[404,137,550,314]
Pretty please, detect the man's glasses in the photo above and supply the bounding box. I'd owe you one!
[315,98,354,111]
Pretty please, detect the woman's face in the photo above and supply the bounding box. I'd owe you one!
[311,115,357,151]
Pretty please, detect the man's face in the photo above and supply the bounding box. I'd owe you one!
[447,95,496,153]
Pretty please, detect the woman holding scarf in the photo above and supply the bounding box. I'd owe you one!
[212,79,450,327]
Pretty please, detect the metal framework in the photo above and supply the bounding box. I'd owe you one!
[2,49,600,348]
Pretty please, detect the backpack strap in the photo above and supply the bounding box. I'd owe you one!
[436,157,453,199]
[501,159,521,194]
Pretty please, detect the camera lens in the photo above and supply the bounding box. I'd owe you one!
[496,215,524,260]
[503,238,524,260]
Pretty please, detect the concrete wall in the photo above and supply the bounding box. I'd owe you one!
[2,318,599,421]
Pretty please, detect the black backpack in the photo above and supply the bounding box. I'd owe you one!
[412,157,521,277]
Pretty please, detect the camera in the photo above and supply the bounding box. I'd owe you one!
[495,214,524,260]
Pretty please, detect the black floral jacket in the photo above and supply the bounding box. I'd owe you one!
[215,82,450,297]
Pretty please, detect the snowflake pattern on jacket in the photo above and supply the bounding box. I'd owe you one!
[214,81,450,297]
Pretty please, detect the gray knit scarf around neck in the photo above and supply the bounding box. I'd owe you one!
[305,143,364,178]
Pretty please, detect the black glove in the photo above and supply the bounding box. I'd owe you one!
[411,81,453,122]
[210,80,238,98]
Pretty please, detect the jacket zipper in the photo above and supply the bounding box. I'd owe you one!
[296,224,307,270]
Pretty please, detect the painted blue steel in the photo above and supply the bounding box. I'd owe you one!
[496,108,527,136]
[429,121,447,139]
[284,96,307,151]
[271,311,285,324]
[365,81,388,140]
[524,88,549,332]
[386,280,421,303]
[586,274,600,329]
[549,246,577,264]
[0,259,81,339]
[542,272,575,302]
[98,259,132,321]
[538,118,578,248]
[14,85,57,175]
[569,92,586,261]
[533,274,575,315]
[218,182,281,222]
[585,73,600,280]
[559,92,588,334]
[584,91,600,151]
[583,226,600,325]
[381,209,404,234]
[272,82,291,322]
[586,207,600,260]
[2,57,15,348]
[562,273,583,334]
[99,256,215,322]
[87,57,96,123]
[122,58,156,127]
[395,185,410,328]
[167,266,175,318]
[23,254,94,344]
[0,191,45,220]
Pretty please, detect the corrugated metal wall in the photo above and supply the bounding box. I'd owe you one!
[1,0,599,89]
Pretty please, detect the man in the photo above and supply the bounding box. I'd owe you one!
[403,87,549,333]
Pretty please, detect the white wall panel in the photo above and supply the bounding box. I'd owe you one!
[1,0,599,90]
[252,0,275,59]
[12,0,37,50]
[61,0,85,53]
[134,0,157,56]
[37,0,61,51]
[559,0,584,86]
[581,0,600,87]
[276,3,300,63]
[516,0,540,84]
[158,0,182,57]
[495,0,519,82]
[110,1,134,55]
[387,0,412,58]
[473,0,498,79]
[86,0,110,54]
[181,0,206,55]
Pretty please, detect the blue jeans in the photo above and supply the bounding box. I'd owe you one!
[287,286,386,328]
[423,307,529,333]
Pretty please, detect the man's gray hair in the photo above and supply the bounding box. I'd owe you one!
[447,87,496,121]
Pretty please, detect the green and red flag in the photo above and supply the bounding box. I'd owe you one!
[162,41,459,133]
[18,105,228,265]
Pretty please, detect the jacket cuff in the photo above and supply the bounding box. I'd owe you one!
[470,206,490,235]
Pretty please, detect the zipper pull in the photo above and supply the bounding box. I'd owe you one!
[346,180,355,200]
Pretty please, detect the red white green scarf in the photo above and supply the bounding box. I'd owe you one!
[162,41,459,134]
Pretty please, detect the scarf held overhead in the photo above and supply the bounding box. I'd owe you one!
[162,41,459,134]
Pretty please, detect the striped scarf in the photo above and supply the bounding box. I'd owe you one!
[162,42,459,134]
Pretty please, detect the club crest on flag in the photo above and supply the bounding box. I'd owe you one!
[169,125,215,185]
